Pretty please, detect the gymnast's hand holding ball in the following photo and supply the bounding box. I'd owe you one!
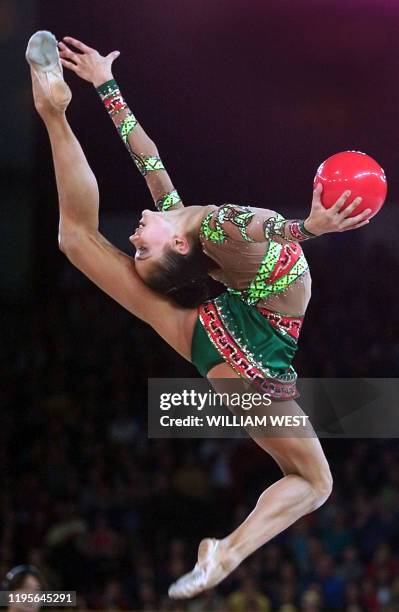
[305,150,387,237]
[58,37,120,87]
[303,183,371,237]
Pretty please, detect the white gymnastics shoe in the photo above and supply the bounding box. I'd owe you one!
[168,538,229,599]
[26,30,71,113]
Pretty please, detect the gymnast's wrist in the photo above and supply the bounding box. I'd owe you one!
[303,217,320,237]
[93,72,115,89]
[95,78,130,119]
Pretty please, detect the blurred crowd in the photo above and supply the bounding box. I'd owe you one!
[1,239,399,611]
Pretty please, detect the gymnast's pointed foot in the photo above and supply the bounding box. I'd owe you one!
[168,538,240,600]
[26,30,72,116]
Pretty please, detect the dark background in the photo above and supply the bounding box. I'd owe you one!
[2,1,399,610]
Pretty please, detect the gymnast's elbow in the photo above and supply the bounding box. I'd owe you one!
[59,229,77,255]
[58,226,90,259]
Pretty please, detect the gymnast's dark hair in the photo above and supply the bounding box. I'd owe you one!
[2,565,44,591]
[145,235,216,308]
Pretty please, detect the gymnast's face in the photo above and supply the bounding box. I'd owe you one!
[129,209,188,281]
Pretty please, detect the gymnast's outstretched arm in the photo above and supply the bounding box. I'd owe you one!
[205,184,372,245]
[59,37,184,212]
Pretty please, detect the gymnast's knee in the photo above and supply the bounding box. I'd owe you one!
[310,466,333,511]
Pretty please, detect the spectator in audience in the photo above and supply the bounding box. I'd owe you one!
[4,565,43,612]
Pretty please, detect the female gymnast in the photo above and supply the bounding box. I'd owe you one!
[26,31,371,599]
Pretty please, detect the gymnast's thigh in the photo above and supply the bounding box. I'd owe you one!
[206,366,328,476]
[151,305,198,362]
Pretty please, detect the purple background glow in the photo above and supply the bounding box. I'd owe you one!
[36,0,399,213]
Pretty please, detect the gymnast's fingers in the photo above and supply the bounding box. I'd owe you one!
[329,190,352,214]
[341,218,370,231]
[60,57,80,73]
[338,196,362,218]
[340,208,372,230]
[63,36,94,54]
[58,41,80,64]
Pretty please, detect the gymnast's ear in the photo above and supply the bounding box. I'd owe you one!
[172,236,190,255]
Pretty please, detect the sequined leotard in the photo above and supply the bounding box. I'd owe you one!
[199,204,311,319]
[189,203,312,399]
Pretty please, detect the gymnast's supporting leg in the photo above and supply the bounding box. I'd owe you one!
[169,397,333,599]
[224,432,332,558]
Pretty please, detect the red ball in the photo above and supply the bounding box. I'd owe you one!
[313,151,387,219]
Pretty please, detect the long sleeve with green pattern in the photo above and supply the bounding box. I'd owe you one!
[96,79,183,212]
[201,204,317,244]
